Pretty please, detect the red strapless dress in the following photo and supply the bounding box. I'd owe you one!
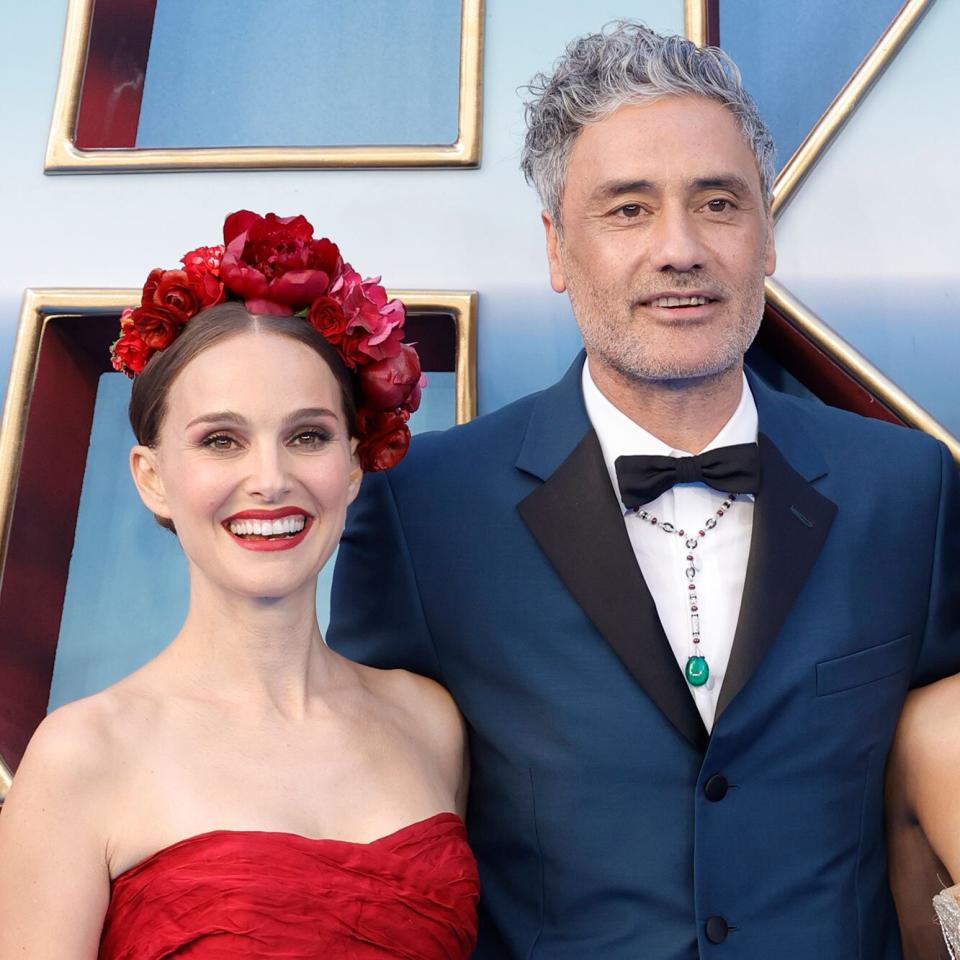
[98,812,478,959]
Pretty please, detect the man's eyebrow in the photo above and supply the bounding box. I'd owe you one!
[587,175,755,203]
[691,175,753,195]
[588,179,656,202]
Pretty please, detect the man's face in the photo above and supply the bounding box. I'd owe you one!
[543,95,776,385]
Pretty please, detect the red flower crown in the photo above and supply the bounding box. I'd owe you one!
[111,210,425,471]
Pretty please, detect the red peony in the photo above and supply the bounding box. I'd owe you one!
[331,265,406,363]
[355,409,411,472]
[358,344,425,413]
[220,210,342,314]
[307,295,349,344]
[133,304,181,349]
[111,330,152,376]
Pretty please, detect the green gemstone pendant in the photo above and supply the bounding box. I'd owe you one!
[685,655,709,687]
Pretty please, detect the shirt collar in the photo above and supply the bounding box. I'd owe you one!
[582,358,759,490]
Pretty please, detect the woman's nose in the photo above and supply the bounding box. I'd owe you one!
[245,443,292,502]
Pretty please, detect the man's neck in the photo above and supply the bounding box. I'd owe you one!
[588,357,746,454]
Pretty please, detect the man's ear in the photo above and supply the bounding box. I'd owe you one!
[129,445,172,520]
[542,210,567,294]
[763,212,776,277]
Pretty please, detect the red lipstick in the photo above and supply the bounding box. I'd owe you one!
[222,507,313,552]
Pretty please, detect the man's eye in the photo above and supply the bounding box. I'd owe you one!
[705,198,733,213]
[618,204,643,218]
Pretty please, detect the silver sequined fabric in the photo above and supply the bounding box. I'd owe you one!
[934,889,960,958]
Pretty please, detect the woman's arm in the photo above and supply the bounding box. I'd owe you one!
[0,705,112,958]
[888,679,960,959]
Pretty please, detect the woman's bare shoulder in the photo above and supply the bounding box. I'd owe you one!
[0,688,141,955]
[11,687,135,801]
[896,676,960,771]
[9,662,173,805]
[350,661,465,754]
[889,676,960,853]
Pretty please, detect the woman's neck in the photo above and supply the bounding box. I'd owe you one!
[159,574,344,720]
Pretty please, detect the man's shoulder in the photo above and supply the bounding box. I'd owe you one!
[397,386,548,474]
[759,381,945,464]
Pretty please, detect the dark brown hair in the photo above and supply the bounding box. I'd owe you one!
[129,302,357,532]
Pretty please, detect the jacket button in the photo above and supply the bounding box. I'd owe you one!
[705,916,729,943]
[704,774,729,802]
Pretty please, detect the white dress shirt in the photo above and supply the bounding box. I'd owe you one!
[582,360,758,732]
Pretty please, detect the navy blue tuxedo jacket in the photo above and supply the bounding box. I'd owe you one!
[328,355,960,959]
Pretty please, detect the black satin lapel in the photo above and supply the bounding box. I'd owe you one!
[716,433,837,718]
[518,431,708,751]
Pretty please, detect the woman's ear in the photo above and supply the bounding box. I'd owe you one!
[129,445,172,520]
[347,438,363,506]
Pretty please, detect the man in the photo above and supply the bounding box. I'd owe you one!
[329,22,959,959]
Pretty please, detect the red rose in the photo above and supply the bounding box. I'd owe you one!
[141,268,201,324]
[357,344,425,413]
[111,330,152,377]
[220,210,342,314]
[180,244,226,307]
[337,331,371,370]
[356,409,411,472]
[133,304,181,349]
[119,307,136,333]
[307,295,348,344]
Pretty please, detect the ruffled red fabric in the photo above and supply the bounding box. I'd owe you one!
[99,813,478,959]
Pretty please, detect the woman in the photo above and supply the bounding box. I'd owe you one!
[888,676,960,958]
[0,211,478,958]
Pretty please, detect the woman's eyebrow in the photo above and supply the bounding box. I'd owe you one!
[282,407,340,427]
[184,407,340,431]
[185,411,246,430]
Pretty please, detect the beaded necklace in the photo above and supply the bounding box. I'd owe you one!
[632,494,738,687]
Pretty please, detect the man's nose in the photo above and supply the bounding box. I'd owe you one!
[649,205,706,273]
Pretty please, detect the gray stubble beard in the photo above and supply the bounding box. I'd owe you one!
[568,272,767,386]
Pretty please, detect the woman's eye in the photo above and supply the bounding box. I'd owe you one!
[201,434,238,451]
[290,430,331,448]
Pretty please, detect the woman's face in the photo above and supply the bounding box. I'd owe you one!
[131,330,361,603]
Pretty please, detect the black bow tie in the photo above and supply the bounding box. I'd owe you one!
[615,443,761,510]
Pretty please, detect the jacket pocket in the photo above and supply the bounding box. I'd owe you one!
[816,633,914,697]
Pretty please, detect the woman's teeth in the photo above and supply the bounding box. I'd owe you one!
[228,516,306,538]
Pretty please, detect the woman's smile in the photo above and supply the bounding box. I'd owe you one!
[223,507,314,552]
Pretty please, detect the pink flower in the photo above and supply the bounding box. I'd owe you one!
[331,265,406,363]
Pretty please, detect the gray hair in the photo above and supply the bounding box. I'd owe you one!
[520,20,776,224]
